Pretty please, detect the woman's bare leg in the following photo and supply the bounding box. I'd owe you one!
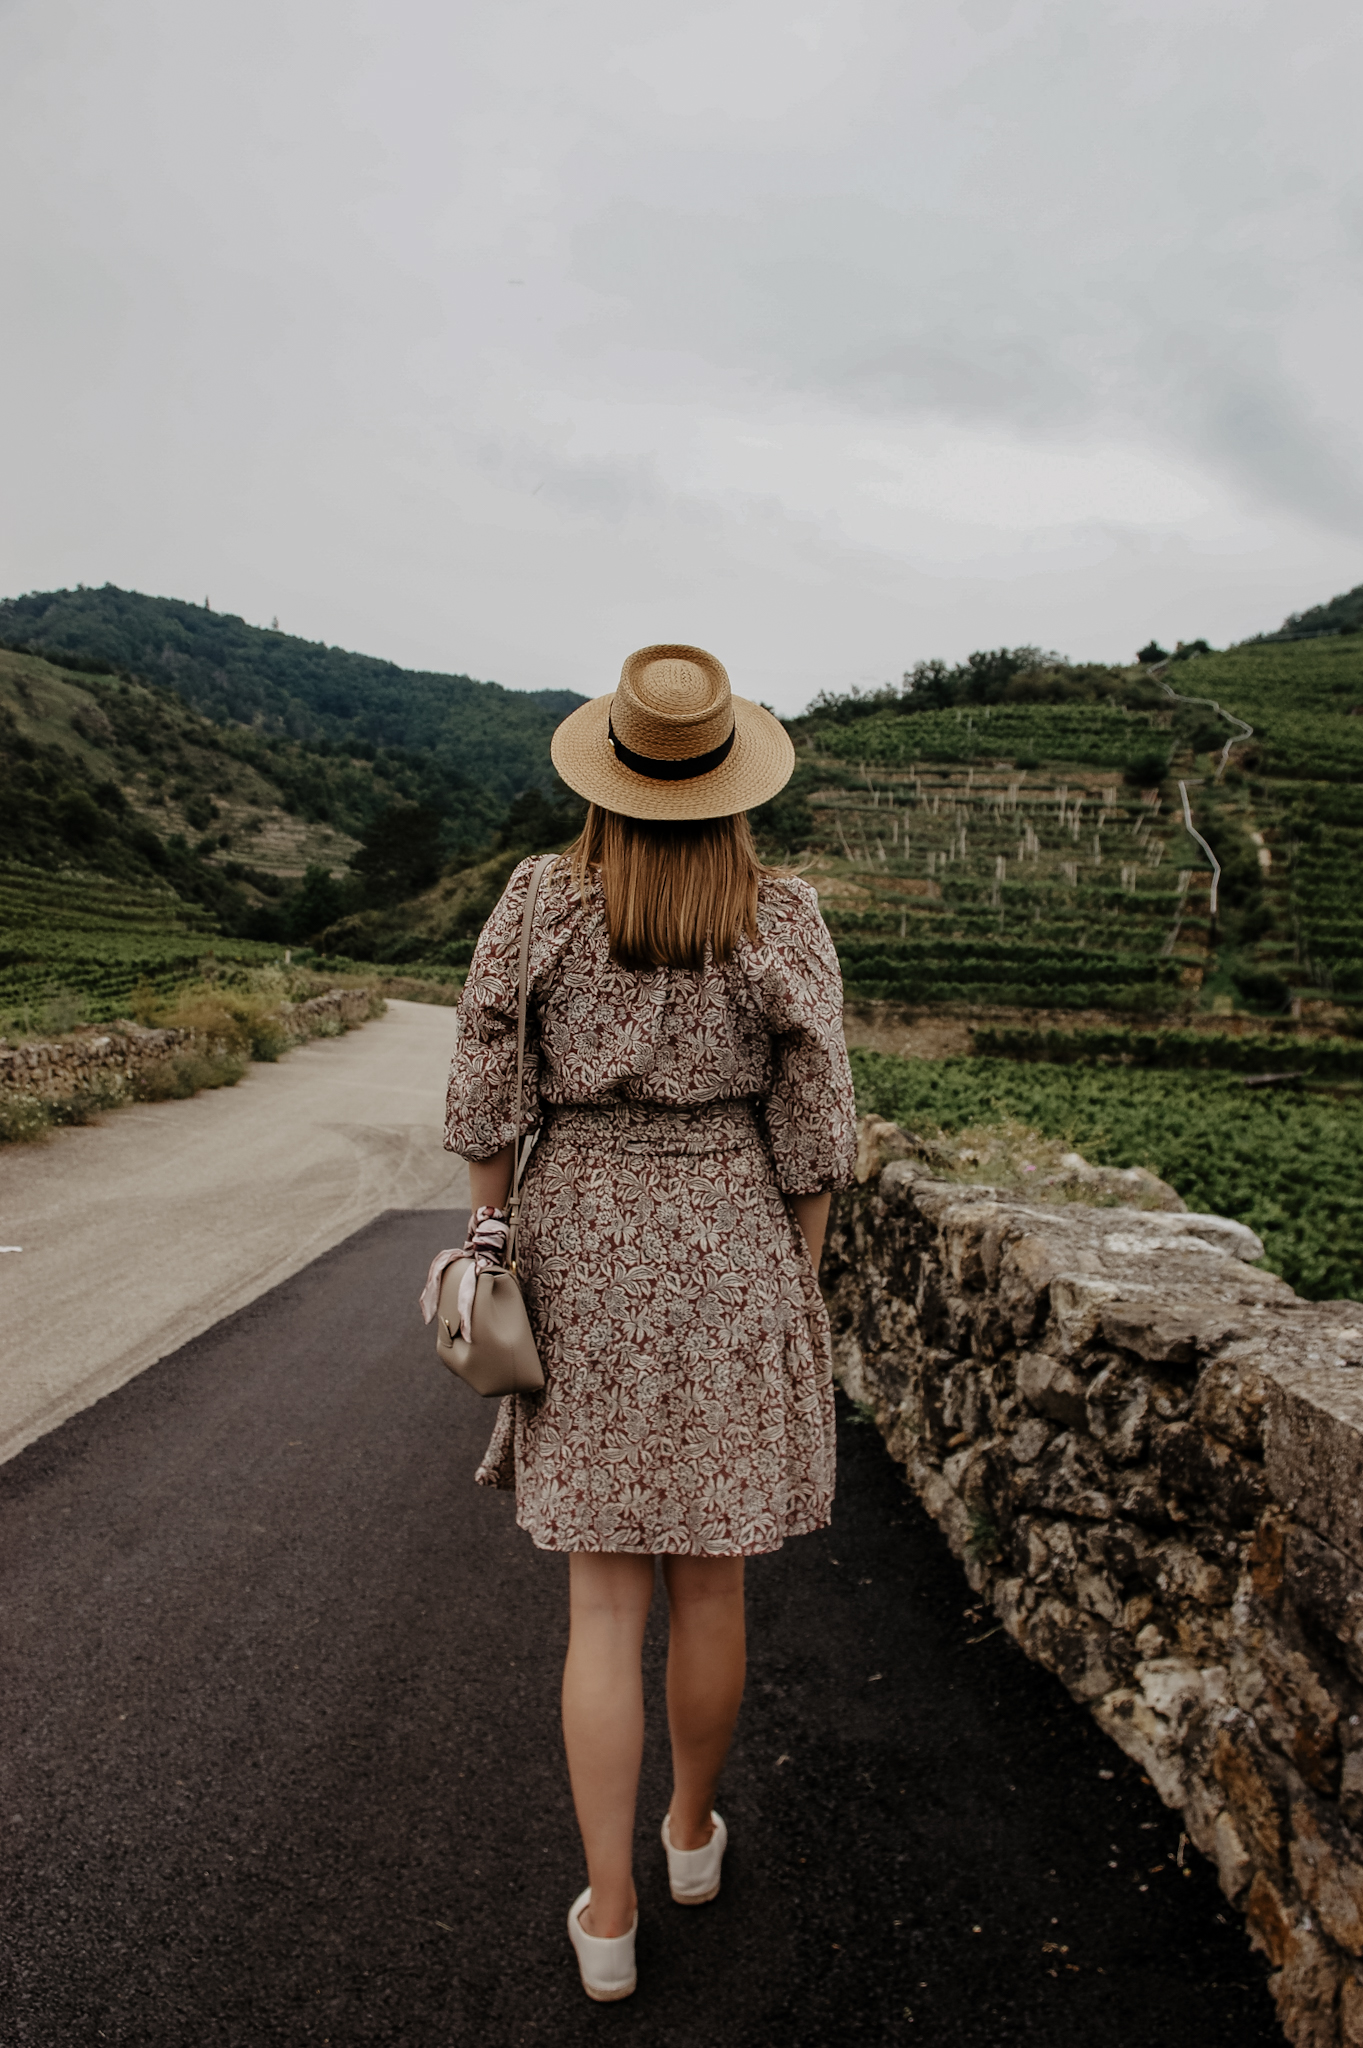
[562,1552,655,1938]
[662,1555,746,1850]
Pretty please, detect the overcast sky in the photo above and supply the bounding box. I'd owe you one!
[2,0,1360,714]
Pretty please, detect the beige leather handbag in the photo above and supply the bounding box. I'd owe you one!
[433,855,553,1397]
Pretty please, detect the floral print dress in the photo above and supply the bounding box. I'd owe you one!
[443,857,857,1556]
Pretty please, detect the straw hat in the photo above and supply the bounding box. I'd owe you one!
[550,644,794,820]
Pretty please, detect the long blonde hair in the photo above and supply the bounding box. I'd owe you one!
[566,804,772,971]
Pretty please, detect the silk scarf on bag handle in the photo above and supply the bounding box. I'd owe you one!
[429,856,553,1396]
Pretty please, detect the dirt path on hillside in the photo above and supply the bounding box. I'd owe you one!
[0,1000,467,1463]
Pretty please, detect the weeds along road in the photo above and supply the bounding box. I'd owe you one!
[0,1209,1277,2046]
[0,999,468,1463]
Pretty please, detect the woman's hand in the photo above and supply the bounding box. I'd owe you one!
[787,1190,832,1274]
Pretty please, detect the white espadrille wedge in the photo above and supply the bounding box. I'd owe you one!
[567,1888,637,2001]
[661,1810,728,1904]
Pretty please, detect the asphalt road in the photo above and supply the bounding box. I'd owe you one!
[0,1207,1279,2047]
[0,999,467,1463]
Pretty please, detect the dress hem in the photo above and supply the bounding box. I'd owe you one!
[517,1505,833,1558]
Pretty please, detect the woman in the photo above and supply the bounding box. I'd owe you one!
[442,644,856,2001]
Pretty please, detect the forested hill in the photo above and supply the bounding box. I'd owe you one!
[0,585,584,807]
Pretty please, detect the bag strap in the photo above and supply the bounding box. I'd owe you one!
[505,854,555,1273]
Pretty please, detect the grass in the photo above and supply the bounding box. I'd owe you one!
[888,1116,1179,1210]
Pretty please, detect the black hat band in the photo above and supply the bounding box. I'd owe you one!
[608,717,736,781]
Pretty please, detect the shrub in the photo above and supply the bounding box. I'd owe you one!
[244,1013,291,1061]
[0,1092,52,1143]
[36,988,88,1036]
[751,788,816,852]
[183,794,217,832]
[152,993,252,1054]
[146,981,305,1060]
[1124,746,1170,787]
[965,1511,1003,1564]
[47,1075,131,1126]
[1232,967,1291,1012]
[132,1049,246,1101]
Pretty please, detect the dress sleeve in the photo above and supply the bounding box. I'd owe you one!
[755,879,857,1196]
[443,858,542,1159]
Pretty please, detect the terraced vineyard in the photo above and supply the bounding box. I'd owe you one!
[1142,638,1363,1009]
[811,698,1167,772]
[775,635,1363,1022]
[0,865,286,1028]
[0,867,218,935]
[1179,637,1363,784]
[793,761,1207,1013]
[1252,782,1363,1001]
[797,632,1363,1302]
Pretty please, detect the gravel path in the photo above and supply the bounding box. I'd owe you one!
[0,1207,1278,2046]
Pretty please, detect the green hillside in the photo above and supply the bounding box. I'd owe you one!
[10,587,1355,1291]
[0,582,589,1023]
[0,584,583,823]
[1151,638,1363,1003]
[772,634,1363,1022]
[5,588,1361,1036]
[282,629,1363,1010]
[806,698,1162,772]
[0,642,430,935]
[0,623,578,1026]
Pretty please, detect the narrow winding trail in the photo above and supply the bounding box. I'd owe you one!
[0,1208,1277,2046]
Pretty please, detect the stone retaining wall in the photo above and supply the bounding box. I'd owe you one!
[824,1119,1363,2048]
[285,987,377,1036]
[0,988,376,1103]
[0,1023,195,1100]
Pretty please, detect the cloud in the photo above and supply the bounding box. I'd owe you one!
[0,0,1360,713]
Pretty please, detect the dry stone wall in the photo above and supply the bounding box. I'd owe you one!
[285,988,377,1035]
[0,1023,195,1100]
[0,989,376,1104]
[824,1119,1363,2048]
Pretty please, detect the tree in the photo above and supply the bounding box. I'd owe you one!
[1137,641,1169,665]
[287,864,349,940]
[497,786,584,849]
[57,790,107,845]
[1124,745,1171,787]
[750,787,815,851]
[350,802,444,905]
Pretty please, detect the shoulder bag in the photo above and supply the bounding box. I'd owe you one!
[431,855,553,1397]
